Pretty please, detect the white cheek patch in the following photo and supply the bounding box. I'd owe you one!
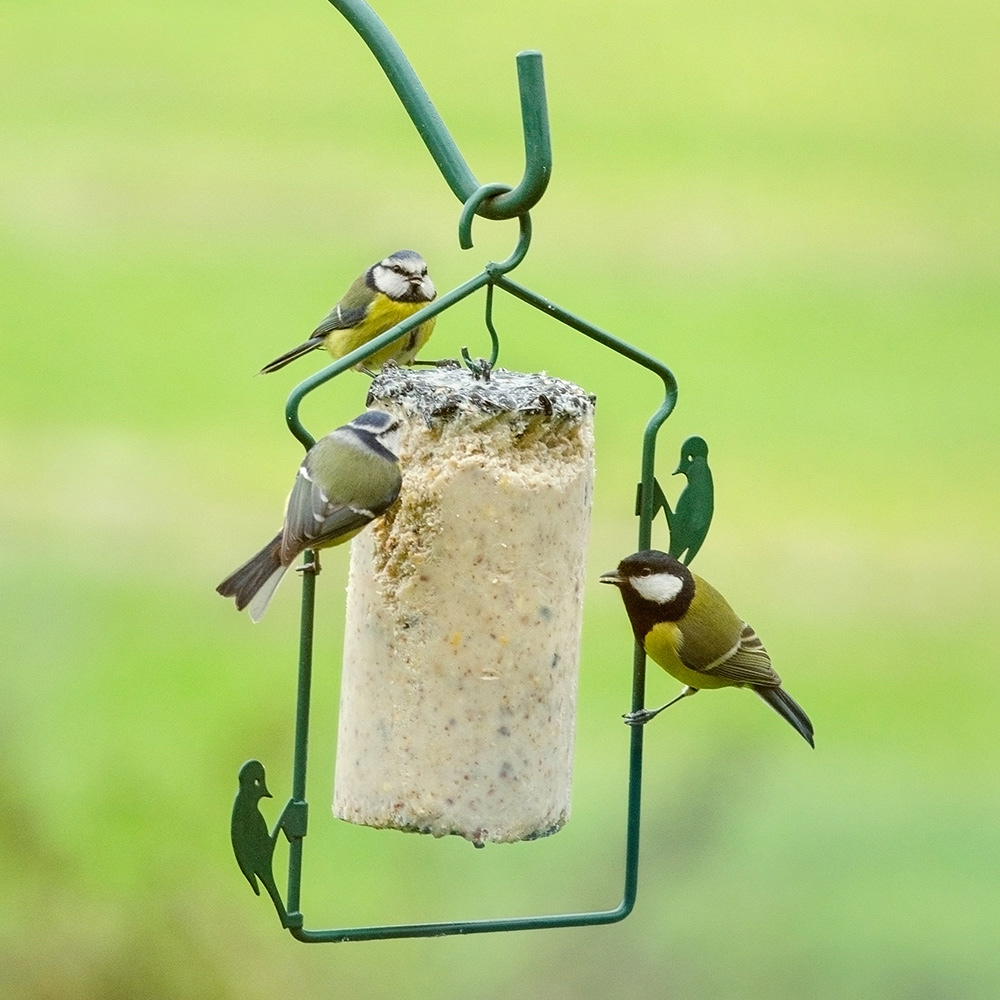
[381,273,409,298]
[632,572,684,604]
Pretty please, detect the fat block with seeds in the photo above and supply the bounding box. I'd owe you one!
[333,366,596,846]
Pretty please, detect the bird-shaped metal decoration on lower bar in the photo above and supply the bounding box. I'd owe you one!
[231,760,291,926]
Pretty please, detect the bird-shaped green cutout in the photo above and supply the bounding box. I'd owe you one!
[647,437,715,565]
[231,759,289,926]
[668,436,714,565]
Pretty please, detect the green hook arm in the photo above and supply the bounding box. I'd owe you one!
[327,0,551,220]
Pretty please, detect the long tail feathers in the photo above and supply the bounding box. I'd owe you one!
[217,533,287,622]
[258,336,324,375]
[753,685,815,748]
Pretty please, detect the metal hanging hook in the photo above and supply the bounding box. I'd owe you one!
[327,0,552,220]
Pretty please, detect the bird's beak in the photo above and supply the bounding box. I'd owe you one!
[672,463,683,475]
[599,570,623,586]
[261,785,273,798]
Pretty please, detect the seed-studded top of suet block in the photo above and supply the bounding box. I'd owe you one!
[366,364,596,429]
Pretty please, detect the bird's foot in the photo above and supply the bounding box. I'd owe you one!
[411,357,461,369]
[623,688,697,726]
[296,554,321,576]
[622,708,661,727]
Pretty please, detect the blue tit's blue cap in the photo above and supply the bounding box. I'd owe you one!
[350,409,396,433]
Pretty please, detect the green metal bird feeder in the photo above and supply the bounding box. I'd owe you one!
[227,0,714,943]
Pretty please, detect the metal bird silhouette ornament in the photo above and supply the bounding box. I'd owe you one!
[667,436,714,564]
[646,435,714,565]
[231,760,291,926]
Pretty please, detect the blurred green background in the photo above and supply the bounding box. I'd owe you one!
[2,0,997,996]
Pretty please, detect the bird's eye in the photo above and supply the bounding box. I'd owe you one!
[639,568,652,577]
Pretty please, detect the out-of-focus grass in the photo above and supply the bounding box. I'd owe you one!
[1,1,998,997]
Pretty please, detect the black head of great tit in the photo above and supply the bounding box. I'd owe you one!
[600,550,814,747]
[217,409,402,622]
[259,250,436,375]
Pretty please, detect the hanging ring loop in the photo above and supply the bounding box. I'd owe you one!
[487,213,532,276]
[459,182,532,275]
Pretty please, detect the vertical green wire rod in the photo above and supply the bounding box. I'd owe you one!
[235,0,686,943]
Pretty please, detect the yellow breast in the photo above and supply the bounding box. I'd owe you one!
[326,295,436,370]
[643,621,734,690]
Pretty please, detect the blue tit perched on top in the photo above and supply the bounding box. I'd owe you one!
[260,250,436,374]
[600,550,814,747]
[217,410,402,621]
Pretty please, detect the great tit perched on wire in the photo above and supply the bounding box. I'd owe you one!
[259,250,436,375]
[217,410,402,622]
[600,550,814,747]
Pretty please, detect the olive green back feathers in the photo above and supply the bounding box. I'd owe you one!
[217,410,402,622]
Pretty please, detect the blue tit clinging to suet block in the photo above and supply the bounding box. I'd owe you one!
[600,550,814,747]
[259,250,436,374]
[217,410,402,621]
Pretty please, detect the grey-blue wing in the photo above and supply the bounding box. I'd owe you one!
[311,299,369,337]
[281,491,375,563]
[311,275,374,336]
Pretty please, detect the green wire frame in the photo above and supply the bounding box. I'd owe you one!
[275,271,676,943]
[233,0,688,943]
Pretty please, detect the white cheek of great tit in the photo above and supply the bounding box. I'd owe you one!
[630,571,685,605]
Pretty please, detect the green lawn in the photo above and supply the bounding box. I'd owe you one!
[2,1,998,997]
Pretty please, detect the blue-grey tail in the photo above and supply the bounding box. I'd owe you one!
[258,335,323,374]
[753,685,815,748]
[217,533,286,622]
